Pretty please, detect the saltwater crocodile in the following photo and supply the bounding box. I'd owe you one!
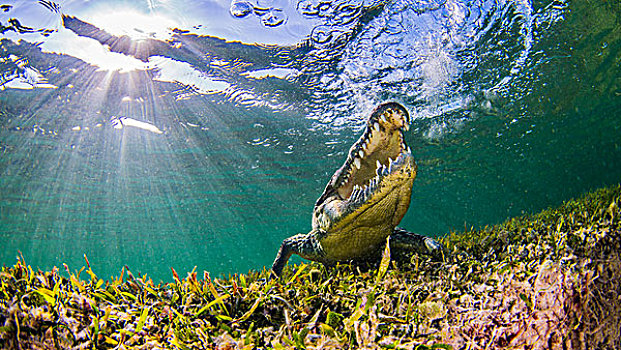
[271,102,442,277]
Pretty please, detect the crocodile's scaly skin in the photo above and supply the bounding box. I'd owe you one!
[271,102,441,277]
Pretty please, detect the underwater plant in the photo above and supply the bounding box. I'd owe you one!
[1,184,620,349]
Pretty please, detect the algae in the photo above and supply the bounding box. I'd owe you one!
[1,184,620,349]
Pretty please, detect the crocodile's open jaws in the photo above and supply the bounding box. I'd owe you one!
[313,102,414,237]
[322,102,410,202]
[271,102,442,277]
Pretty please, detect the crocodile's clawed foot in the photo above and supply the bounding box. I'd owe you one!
[423,236,447,261]
[389,227,446,261]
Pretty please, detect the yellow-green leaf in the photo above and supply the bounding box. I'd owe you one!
[287,264,307,284]
[216,314,232,322]
[104,336,118,345]
[70,275,84,293]
[377,236,391,281]
[95,279,104,289]
[320,323,336,337]
[34,288,56,306]
[237,297,261,322]
[120,291,137,301]
[196,294,231,316]
[135,307,149,333]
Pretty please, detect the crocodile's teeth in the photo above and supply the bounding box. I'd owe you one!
[352,185,362,202]
[407,146,412,154]
[369,178,377,189]
[383,165,390,176]
[341,172,351,187]
[376,160,382,170]
[358,150,365,158]
[373,122,380,132]
[369,132,380,148]
[351,184,359,196]
[354,157,361,169]
[388,155,400,173]
[381,115,387,123]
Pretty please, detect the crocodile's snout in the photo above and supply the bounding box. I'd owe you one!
[317,102,412,208]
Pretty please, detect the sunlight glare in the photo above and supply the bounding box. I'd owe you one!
[88,9,176,41]
[40,29,148,72]
[150,56,231,94]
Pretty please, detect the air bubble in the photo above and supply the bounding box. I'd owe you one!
[297,0,319,16]
[310,25,333,44]
[261,9,286,27]
[229,0,254,18]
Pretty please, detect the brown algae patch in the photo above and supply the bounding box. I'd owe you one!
[1,185,620,349]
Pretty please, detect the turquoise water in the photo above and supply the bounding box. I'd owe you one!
[0,0,619,281]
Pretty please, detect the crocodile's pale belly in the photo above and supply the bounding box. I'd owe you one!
[320,224,393,261]
[319,175,414,261]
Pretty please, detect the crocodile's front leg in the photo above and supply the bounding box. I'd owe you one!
[389,227,445,258]
[271,231,326,277]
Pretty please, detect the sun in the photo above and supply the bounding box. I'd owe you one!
[87,8,177,41]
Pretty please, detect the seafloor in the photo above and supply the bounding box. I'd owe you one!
[1,185,620,349]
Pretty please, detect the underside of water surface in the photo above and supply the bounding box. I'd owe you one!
[0,0,620,281]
